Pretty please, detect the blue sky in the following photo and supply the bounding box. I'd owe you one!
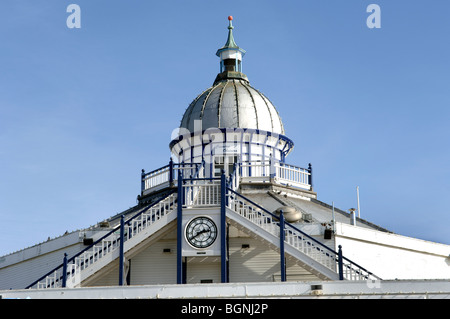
[0,0,449,256]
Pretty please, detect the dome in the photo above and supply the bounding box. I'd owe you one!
[179,16,285,136]
[180,77,285,135]
[170,17,294,166]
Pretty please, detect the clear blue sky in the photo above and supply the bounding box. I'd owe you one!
[1,0,449,256]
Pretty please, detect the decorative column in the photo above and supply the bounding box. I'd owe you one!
[279,210,286,282]
[338,245,344,280]
[308,163,313,191]
[119,215,125,286]
[177,171,184,284]
[141,169,145,195]
[62,253,68,288]
[220,171,228,283]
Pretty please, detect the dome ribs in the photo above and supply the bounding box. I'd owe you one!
[240,81,259,130]
[232,80,240,128]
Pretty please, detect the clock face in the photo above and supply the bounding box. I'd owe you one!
[185,217,218,249]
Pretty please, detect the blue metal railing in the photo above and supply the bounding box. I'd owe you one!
[225,187,381,281]
[26,190,177,289]
[28,164,378,289]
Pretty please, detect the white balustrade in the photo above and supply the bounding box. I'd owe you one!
[143,161,311,195]
[183,180,220,207]
[225,191,380,281]
[142,163,203,195]
[226,192,337,272]
[143,166,171,191]
[239,161,311,190]
[32,193,177,289]
[274,163,311,189]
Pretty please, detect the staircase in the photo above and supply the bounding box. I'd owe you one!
[27,165,380,289]
[27,191,177,289]
[225,188,380,281]
[181,172,380,281]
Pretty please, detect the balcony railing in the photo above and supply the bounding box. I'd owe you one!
[240,161,312,190]
[141,160,312,196]
[141,161,203,196]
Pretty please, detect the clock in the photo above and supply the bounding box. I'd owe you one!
[185,216,218,249]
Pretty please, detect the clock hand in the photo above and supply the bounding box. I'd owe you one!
[197,229,210,236]
[189,228,210,240]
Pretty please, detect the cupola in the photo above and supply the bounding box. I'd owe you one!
[170,17,294,174]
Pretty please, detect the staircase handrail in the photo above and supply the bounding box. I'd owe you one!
[226,188,335,254]
[26,189,177,289]
[340,254,381,280]
[226,188,381,280]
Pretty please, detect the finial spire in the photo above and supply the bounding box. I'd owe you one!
[223,16,238,49]
[217,16,244,54]
[214,16,247,82]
